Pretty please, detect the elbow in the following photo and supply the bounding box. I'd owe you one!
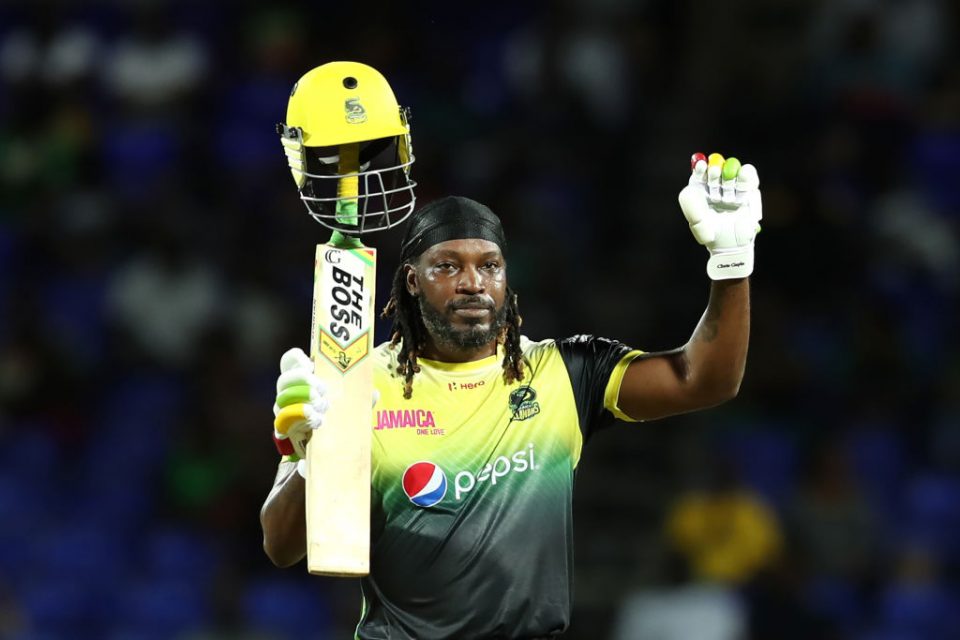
[262,536,302,568]
[710,376,743,406]
[723,374,743,401]
[693,374,742,410]
[260,505,305,569]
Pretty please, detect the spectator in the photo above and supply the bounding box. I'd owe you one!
[788,440,879,581]
[665,458,783,586]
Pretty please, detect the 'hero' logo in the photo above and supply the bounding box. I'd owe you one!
[328,265,365,342]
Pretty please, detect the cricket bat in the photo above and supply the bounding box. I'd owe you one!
[305,143,374,576]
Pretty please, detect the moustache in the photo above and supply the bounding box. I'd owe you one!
[448,297,496,311]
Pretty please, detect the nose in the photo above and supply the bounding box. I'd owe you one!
[456,265,484,294]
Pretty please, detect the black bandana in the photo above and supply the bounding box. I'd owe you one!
[399,196,507,261]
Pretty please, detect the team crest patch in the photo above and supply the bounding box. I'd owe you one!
[345,98,367,124]
[508,386,540,421]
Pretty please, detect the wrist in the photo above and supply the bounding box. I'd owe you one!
[706,246,754,280]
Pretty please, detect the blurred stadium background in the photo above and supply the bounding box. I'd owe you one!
[1,0,959,638]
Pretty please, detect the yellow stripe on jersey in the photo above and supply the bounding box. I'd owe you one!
[603,350,644,422]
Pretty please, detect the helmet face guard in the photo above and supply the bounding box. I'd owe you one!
[278,62,417,235]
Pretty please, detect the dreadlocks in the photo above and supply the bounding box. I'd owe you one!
[380,264,524,399]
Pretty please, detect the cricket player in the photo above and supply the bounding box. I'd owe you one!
[262,60,759,640]
[261,161,760,638]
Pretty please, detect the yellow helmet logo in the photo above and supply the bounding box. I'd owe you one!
[345,98,367,124]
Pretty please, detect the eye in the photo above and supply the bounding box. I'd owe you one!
[482,261,501,271]
[434,262,456,271]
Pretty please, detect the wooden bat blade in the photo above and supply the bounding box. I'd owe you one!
[307,243,375,576]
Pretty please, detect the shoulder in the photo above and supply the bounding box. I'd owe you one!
[522,334,634,363]
[518,335,561,367]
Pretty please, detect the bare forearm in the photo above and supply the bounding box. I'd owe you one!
[682,277,750,400]
[260,461,307,567]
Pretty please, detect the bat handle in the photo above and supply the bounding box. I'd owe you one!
[331,143,363,249]
[329,229,364,249]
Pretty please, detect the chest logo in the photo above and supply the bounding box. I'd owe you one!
[508,385,541,421]
[402,461,447,507]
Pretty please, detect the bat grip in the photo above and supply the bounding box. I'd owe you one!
[329,229,364,249]
[331,143,363,249]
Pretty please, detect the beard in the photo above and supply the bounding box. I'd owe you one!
[418,295,508,351]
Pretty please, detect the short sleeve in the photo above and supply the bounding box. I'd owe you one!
[555,335,642,442]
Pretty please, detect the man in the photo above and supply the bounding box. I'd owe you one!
[261,150,761,637]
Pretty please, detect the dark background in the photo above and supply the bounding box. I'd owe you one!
[1,0,959,638]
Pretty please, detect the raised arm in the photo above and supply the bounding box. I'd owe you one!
[618,278,749,420]
[617,153,761,421]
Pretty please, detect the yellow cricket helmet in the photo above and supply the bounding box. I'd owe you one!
[277,61,416,234]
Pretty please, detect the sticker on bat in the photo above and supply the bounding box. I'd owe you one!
[318,248,372,373]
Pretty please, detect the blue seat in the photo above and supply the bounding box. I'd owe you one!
[30,522,129,589]
[0,427,62,479]
[243,578,334,638]
[143,527,219,584]
[83,374,186,480]
[877,581,957,639]
[722,429,797,509]
[40,273,109,364]
[21,577,109,638]
[846,428,905,519]
[856,628,925,640]
[95,373,185,433]
[900,474,960,561]
[116,578,209,635]
[100,122,181,197]
[104,628,169,640]
[67,478,155,536]
[804,577,863,631]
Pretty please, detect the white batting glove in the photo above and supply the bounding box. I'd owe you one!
[272,347,329,461]
[678,152,762,280]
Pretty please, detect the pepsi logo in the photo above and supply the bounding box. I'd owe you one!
[402,461,447,507]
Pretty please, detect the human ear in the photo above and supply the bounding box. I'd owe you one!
[404,263,419,296]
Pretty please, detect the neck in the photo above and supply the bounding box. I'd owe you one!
[420,338,498,363]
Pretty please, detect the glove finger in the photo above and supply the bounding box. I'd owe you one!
[277,384,311,410]
[735,163,759,194]
[707,153,724,204]
[280,347,313,374]
[689,153,707,187]
[311,396,330,416]
[277,369,324,394]
[721,157,740,205]
[678,184,710,225]
[304,403,325,430]
[275,404,308,436]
